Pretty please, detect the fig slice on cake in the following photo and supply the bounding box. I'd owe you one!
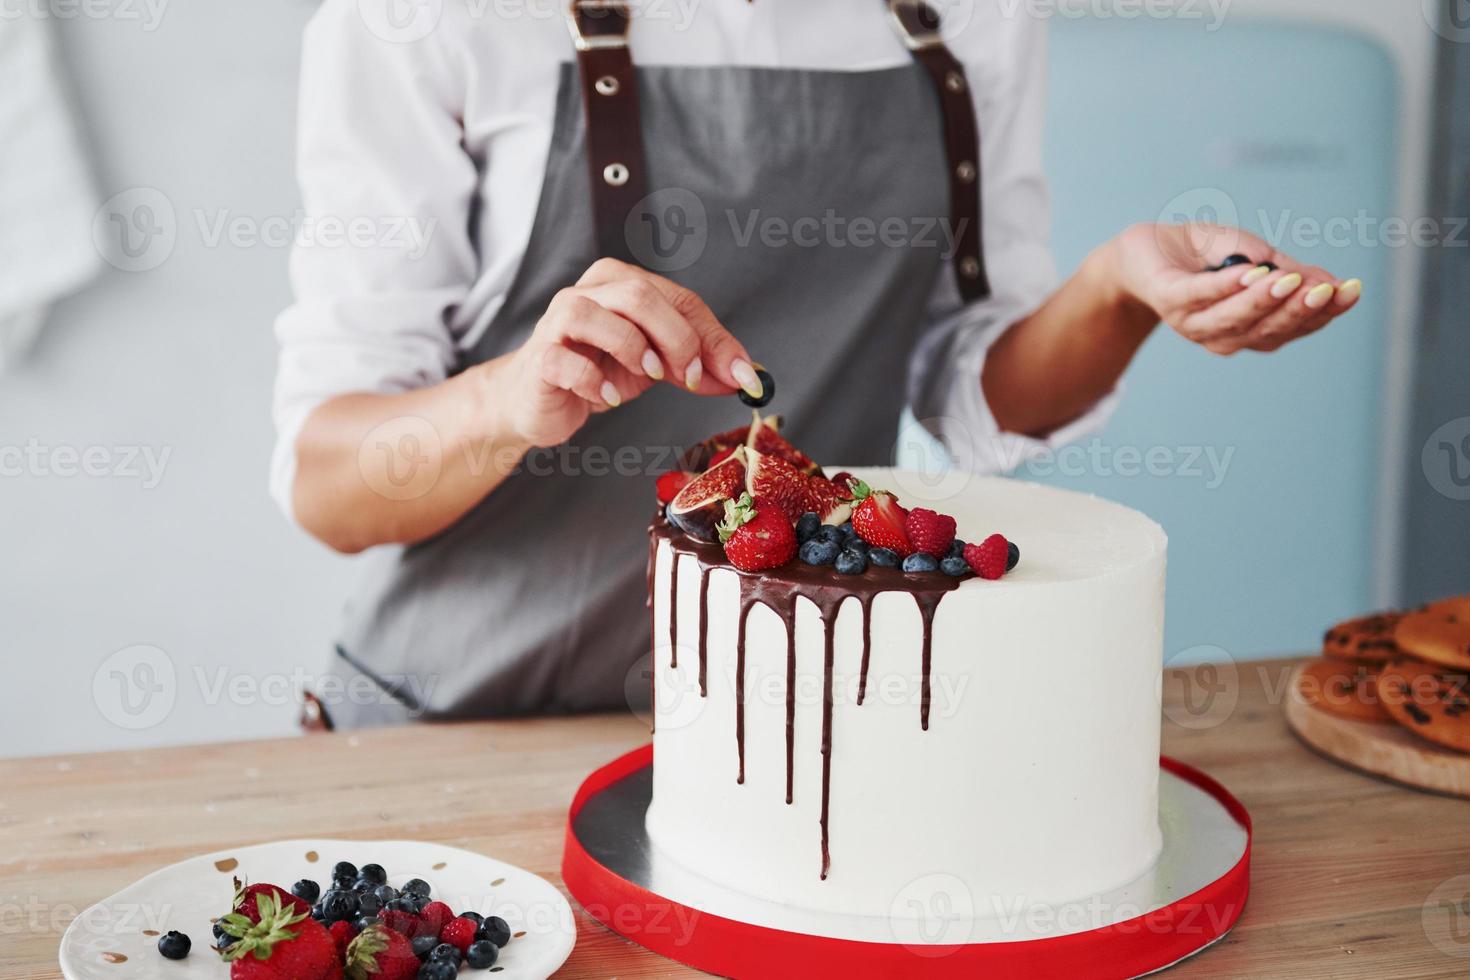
[744,410,820,475]
[668,448,748,541]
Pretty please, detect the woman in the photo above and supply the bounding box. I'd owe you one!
[274,0,1359,727]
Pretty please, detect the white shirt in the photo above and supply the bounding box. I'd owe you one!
[271,0,1117,519]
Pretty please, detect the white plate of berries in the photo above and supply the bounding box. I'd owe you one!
[58,839,575,979]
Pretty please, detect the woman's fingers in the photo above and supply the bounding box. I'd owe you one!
[1159,264,1262,313]
[665,284,760,398]
[576,257,756,397]
[545,289,653,379]
[576,279,705,388]
[1179,269,1304,340]
[538,344,615,407]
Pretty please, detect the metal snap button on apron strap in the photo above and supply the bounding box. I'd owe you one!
[955,160,977,184]
[594,75,620,96]
[960,256,981,279]
[603,163,630,187]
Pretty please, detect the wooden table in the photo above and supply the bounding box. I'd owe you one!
[3,658,1468,978]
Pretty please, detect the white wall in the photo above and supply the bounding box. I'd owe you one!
[1,2,358,758]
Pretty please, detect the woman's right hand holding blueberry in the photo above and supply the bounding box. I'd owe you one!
[494,257,764,450]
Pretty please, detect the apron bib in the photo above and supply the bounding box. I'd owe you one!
[328,4,985,726]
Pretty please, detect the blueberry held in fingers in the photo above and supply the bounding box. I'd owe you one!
[1206,253,1253,272]
[736,365,775,408]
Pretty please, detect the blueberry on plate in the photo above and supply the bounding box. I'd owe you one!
[799,539,839,566]
[354,915,378,933]
[417,961,457,980]
[292,878,321,904]
[459,910,485,926]
[157,930,191,960]
[835,549,867,575]
[374,884,399,904]
[407,893,430,914]
[332,861,358,881]
[430,942,461,962]
[946,539,966,560]
[403,878,432,898]
[411,934,439,960]
[940,554,970,576]
[212,921,234,947]
[868,547,899,568]
[359,863,387,885]
[838,521,854,538]
[1007,541,1021,571]
[479,915,512,948]
[736,366,776,408]
[843,537,869,557]
[902,553,939,573]
[815,524,844,545]
[357,891,383,916]
[466,939,500,969]
[322,889,359,921]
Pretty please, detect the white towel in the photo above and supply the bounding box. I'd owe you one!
[0,12,101,371]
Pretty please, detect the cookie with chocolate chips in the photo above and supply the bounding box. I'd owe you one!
[1322,610,1403,666]
[1377,656,1470,753]
[1294,657,1393,724]
[1393,596,1470,671]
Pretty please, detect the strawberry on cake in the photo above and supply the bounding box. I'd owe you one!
[646,411,1168,920]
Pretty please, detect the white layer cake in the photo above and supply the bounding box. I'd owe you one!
[645,469,1168,920]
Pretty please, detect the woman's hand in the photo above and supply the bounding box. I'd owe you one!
[494,257,764,448]
[1107,222,1361,356]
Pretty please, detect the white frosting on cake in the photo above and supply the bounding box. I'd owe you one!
[646,469,1167,920]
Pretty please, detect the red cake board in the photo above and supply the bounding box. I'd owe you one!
[562,745,1251,979]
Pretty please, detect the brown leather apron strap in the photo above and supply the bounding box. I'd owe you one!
[567,0,647,263]
[887,0,991,301]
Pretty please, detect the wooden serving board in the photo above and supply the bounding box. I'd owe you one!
[1285,663,1470,798]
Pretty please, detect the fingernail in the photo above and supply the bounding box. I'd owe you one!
[1240,265,1272,286]
[730,358,764,400]
[1337,278,1363,304]
[1304,282,1336,310]
[600,381,621,407]
[1270,272,1303,299]
[641,350,664,380]
[684,359,703,392]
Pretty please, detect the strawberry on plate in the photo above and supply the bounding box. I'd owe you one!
[344,924,420,980]
[849,480,912,556]
[718,493,797,571]
[220,892,342,980]
[232,880,312,924]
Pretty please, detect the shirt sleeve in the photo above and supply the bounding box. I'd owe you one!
[905,17,1120,476]
[270,0,479,521]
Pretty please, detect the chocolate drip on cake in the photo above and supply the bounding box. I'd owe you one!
[645,534,657,734]
[697,566,712,697]
[855,593,875,706]
[650,516,963,875]
[668,552,679,668]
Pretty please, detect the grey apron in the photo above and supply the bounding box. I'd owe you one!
[326,6,984,727]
